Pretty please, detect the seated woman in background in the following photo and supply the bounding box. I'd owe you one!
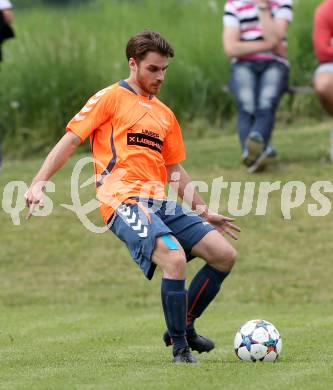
[223,0,293,173]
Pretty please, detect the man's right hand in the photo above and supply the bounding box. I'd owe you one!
[25,181,45,220]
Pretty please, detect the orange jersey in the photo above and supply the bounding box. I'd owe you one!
[66,80,186,224]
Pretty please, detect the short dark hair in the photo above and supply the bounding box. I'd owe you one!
[126,29,174,62]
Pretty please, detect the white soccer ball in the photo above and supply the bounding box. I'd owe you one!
[234,319,282,362]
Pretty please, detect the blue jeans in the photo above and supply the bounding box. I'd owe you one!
[229,60,289,152]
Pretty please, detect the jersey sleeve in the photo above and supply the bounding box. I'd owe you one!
[223,1,239,28]
[162,112,186,166]
[275,0,293,22]
[66,87,115,142]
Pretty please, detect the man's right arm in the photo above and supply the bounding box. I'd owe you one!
[25,131,81,218]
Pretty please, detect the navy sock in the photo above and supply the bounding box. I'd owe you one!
[161,278,188,355]
[187,264,230,334]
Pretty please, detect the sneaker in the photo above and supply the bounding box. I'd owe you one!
[241,150,254,167]
[248,146,278,173]
[173,347,198,364]
[245,132,264,165]
[163,330,215,354]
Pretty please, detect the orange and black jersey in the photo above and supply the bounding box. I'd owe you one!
[66,80,186,224]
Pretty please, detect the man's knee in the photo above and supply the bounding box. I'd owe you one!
[153,236,187,279]
[314,73,333,97]
[221,245,237,270]
[163,254,187,279]
[207,242,237,272]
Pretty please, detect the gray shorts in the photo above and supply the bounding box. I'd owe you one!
[315,63,333,75]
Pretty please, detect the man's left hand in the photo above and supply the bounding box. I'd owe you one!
[206,213,241,240]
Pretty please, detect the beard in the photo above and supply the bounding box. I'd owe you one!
[136,70,162,96]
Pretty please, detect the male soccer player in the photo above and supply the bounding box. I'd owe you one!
[25,30,239,364]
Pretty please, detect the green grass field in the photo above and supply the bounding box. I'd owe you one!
[1,121,333,389]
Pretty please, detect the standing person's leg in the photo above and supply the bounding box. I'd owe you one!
[110,201,197,363]
[229,61,258,164]
[252,61,289,148]
[186,230,236,339]
[152,236,198,363]
[161,202,236,353]
[314,64,333,116]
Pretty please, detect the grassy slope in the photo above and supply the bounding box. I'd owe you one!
[1,121,333,389]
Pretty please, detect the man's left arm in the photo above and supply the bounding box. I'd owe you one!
[166,163,240,240]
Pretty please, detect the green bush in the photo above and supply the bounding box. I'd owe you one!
[0,0,324,156]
